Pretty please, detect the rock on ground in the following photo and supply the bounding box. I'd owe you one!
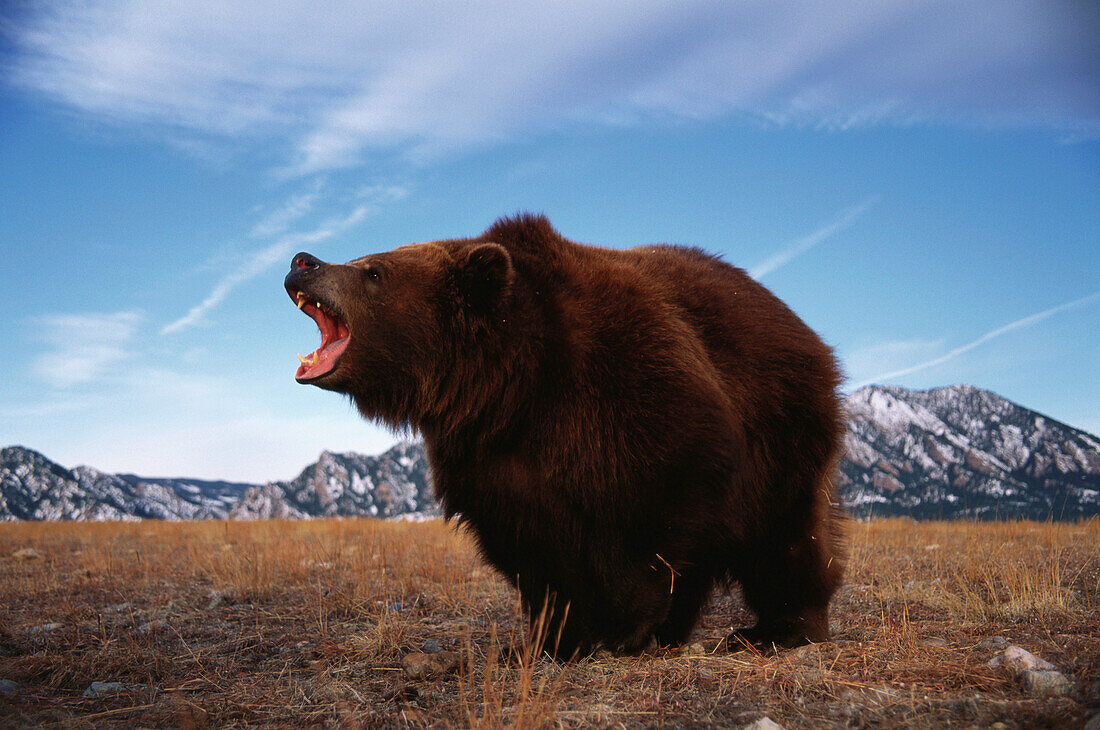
[1021,669,1074,697]
[402,651,460,680]
[988,645,1074,697]
[741,718,784,730]
[977,636,1009,651]
[82,681,149,698]
[988,645,1056,673]
[27,623,63,634]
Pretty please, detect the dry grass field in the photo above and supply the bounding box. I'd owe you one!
[1,517,1097,728]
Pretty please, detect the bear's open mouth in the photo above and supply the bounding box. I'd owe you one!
[290,290,350,382]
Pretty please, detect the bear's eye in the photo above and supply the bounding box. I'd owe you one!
[365,268,381,282]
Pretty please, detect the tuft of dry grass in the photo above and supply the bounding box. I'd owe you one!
[0,517,1097,727]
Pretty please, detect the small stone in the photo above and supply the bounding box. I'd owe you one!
[977,636,1009,651]
[401,650,459,680]
[0,679,21,694]
[82,681,148,698]
[785,642,823,661]
[137,619,167,635]
[923,636,950,647]
[742,717,784,730]
[1022,669,1073,697]
[680,642,708,657]
[421,638,442,654]
[103,603,131,614]
[205,594,228,610]
[28,622,63,634]
[988,645,1057,674]
[11,548,41,560]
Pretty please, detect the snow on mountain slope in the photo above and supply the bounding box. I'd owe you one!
[228,442,436,520]
[839,385,1100,519]
[0,447,257,521]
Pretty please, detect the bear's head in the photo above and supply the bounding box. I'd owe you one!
[284,240,515,428]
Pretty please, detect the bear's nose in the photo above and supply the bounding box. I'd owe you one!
[292,252,321,271]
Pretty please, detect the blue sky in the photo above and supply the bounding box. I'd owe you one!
[1,1,1097,481]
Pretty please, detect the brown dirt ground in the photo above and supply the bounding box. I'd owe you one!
[0,517,1097,728]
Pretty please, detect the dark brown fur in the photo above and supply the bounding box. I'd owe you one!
[285,214,846,657]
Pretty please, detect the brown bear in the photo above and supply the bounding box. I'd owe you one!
[285,214,846,657]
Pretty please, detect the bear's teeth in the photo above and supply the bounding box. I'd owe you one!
[297,352,319,366]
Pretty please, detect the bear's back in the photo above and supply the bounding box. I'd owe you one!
[581,240,841,400]
[479,214,842,435]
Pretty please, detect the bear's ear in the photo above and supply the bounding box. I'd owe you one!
[452,243,514,310]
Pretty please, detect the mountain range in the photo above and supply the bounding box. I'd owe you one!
[3,385,1097,522]
[840,384,1098,519]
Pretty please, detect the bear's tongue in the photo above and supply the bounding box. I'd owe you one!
[295,299,350,381]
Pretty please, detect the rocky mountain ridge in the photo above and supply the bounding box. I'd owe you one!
[840,384,1099,519]
[0,442,434,522]
[226,442,434,520]
[0,447,254,521]
[3,384,1098,521]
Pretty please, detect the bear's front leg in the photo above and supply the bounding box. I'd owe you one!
[518,556,679,658]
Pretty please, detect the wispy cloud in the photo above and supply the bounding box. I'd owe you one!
[750,197,877,279]
[850,290,1100,389]
[160,205,368,335]
[249,186,321,238]
[32,311,144,388]
[842,338,945,387]
[8,2,1098,173]
[354,184,409,206]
